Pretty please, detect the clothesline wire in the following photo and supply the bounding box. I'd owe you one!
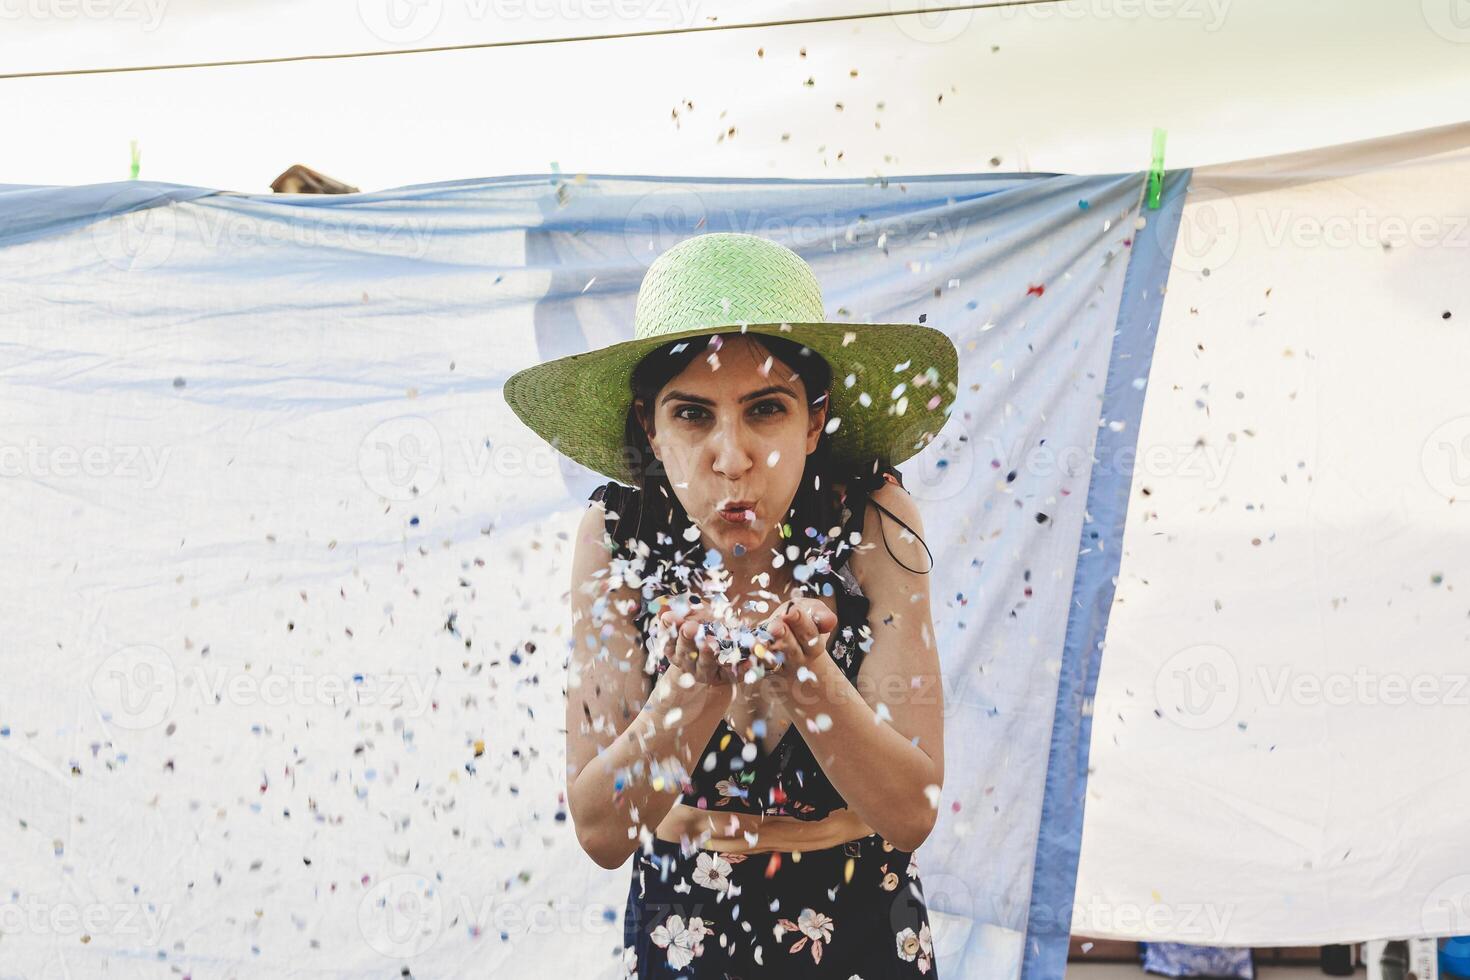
[1,0,1061,80]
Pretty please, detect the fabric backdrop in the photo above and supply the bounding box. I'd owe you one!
[1074,119,1470,947]
[0,163,1183,978]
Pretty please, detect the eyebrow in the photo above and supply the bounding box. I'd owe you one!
[660,384,799,407]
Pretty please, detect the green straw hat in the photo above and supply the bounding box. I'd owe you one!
[503,232,960,485]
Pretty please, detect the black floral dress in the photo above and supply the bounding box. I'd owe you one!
[588,468,940,979]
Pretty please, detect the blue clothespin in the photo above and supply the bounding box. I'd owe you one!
[1146,128,1166,209]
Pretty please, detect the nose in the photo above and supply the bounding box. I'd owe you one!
[709,416,753,480]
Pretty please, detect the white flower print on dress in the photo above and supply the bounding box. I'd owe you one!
[896,926,920,962]
[691,851,733,893]
[775,907,835,964]
[650,913,710,970]
[917,922,934,974]
[714,777,749,807]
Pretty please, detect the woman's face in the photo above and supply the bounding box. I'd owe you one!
[636,335,827,558]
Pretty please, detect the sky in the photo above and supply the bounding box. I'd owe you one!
[1,0,1469,192]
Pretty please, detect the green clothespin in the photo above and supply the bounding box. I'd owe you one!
[129,140,141,180]
[1146,127,1166,210]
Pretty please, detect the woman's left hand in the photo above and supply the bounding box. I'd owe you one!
[747,597,838,677]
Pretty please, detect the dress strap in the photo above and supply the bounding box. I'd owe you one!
[834,465,934,576]
[588,480,636,546]
[867,496,935,575]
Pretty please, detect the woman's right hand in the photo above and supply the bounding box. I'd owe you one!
[656,595,735,692]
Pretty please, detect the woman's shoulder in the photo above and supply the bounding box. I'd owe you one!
[835,461,904,499]
[586,480,650,565]
[587,479,638,528]
[587,479,638,508]
[832,463,905,535]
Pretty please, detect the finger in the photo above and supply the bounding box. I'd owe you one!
[784,606,822,652]
[812,606,838,633]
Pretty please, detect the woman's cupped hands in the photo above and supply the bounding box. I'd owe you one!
[655,592,838,689]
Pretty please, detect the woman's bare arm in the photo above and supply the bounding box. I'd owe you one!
[565,501,732,869]
[771,480,946,851]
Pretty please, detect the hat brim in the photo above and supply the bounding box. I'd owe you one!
[503,320,960,485]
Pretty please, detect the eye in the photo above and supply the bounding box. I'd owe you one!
[673,405,709,422]
[750,399,787,418]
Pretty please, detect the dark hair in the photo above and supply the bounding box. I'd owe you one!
[613,331,878,593]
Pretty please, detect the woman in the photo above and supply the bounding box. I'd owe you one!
[503,232,959,978]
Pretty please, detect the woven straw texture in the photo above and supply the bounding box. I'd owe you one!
[503,233,959,485]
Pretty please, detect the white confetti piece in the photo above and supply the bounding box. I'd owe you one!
[858,392,872,408]
[924,784,941,808]
[824,417,841,434]
[842,331,858,346]
[844,373,857,388]
[766,450,781,467]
